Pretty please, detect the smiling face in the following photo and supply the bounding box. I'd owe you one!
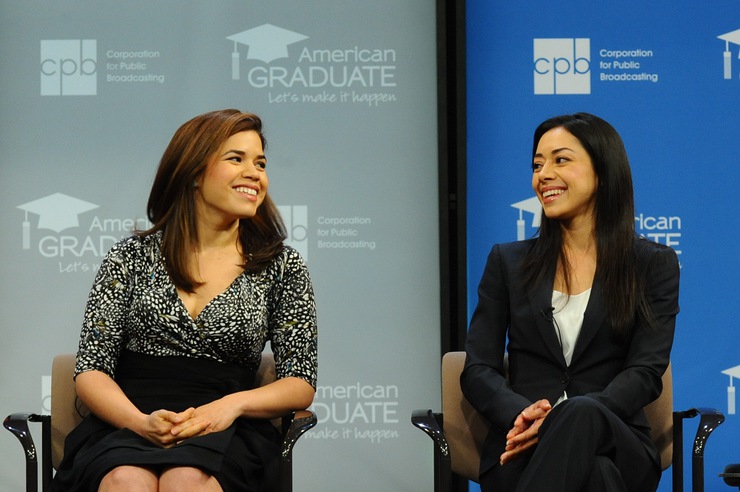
[194,130,268,227]
[532,127,598,227]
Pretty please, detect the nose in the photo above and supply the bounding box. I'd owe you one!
[241,161,260,179]
[537,160,556,181]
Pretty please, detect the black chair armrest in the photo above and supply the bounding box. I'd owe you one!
[673,407,725,492]
[411,409,451,492]
[279,410,317,492]
[411,409,448,455]
[4,412,50,492]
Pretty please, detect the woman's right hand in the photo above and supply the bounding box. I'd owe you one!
[136,407,210,447]
[135,408,187,447]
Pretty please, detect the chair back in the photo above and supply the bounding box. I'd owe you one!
[440,352,673,482]
[441,352,488,481]
[50,352,280,470]
[50,354,86,470]
[645,362,673,470]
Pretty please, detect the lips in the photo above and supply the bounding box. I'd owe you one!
[234,186,258,196]
[541,188,565,203]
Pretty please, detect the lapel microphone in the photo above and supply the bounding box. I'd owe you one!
[540,306,563,349]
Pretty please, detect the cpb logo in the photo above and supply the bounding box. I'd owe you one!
[277,205,309,260]
[40,40,97,96]
[533,38,590,95]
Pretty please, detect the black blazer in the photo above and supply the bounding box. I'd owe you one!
[461,237,680,475]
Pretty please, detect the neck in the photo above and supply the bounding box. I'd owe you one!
[195,220,240,252]
[559,215,596,254]
[555,222,597,295]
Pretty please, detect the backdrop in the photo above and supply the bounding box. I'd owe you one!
[0,1,440,490]
[466,1,739,491]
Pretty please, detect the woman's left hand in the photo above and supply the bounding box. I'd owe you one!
[499,399,552,465]
[169,395,241,440]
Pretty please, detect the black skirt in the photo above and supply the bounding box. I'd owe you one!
[52,350,282,492]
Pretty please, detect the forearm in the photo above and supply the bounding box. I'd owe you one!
[229,376,315,420]
[75,370,147,432]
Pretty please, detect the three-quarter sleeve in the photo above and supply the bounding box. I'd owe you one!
[268,248,318,388]
[75,239,135,377]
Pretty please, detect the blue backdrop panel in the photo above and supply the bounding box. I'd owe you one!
[466,1,739,491]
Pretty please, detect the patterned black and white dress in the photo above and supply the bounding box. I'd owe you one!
[52,232,318,492]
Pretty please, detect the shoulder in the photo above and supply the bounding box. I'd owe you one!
[261,245,310,279]
[632,236,680,285]
[273,245,306,267]
[102,232,161,267]
[633,235,678,267]
[279,244,305,263]
[492,239,536,262]
[478,240,537,283]
[107,232,158,254]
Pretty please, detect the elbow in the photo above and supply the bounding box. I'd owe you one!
[296,384,315,410]
[287,378,315,410]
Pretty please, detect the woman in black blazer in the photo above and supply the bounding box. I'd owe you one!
[461,113,679,492]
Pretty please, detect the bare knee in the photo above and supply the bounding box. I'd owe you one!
[99,465,157,491]
[159,467,222,492]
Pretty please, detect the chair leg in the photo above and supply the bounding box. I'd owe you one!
[673,411,684,492]
[40,415,52,492]
[673,408,725,492]
[4,412,44,492]
[279,410,317,492]
[411,410,452,492]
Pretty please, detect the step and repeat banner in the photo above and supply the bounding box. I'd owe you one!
[466,1,739,491]
[0,1,440,490]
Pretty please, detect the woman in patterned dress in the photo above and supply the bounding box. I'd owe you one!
[52,109,318,492]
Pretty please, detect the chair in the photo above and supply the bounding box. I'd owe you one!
[721,463,740,489]
[412,351,725,492]
[4,353,317,492]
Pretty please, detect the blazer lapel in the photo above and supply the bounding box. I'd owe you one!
[528,271,567,365]
[571,276,607,362]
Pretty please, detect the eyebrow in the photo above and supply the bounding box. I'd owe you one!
[534,147,575,158]
[222,149,267,161]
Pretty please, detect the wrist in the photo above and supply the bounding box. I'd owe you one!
[127,412,149,436]
[225,392,248,420]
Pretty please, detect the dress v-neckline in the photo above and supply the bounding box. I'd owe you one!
[175,273,244,322]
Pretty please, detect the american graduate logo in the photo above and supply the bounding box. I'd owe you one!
[718,29,740,80]
[226,23,399,106]
[511,196,541,241]
[722,365,740,416]
[227,24,309,79]
[18,193,99,249]
[16,193,149,271]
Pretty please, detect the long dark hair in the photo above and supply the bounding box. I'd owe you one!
[521,112,649,335]
[138,109,286,292]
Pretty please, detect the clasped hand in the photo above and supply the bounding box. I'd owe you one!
[138,395,240,447]
[499,399,552,465]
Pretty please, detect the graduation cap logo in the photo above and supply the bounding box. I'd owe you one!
[718,28,740,80]
[722,365,740,415]
[227,24,309,80]
[17,193,99,249]
[511,196,542,241]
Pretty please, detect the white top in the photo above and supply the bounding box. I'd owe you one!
[552,288,591,404]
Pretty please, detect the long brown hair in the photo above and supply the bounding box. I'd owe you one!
[138,109,286,291]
